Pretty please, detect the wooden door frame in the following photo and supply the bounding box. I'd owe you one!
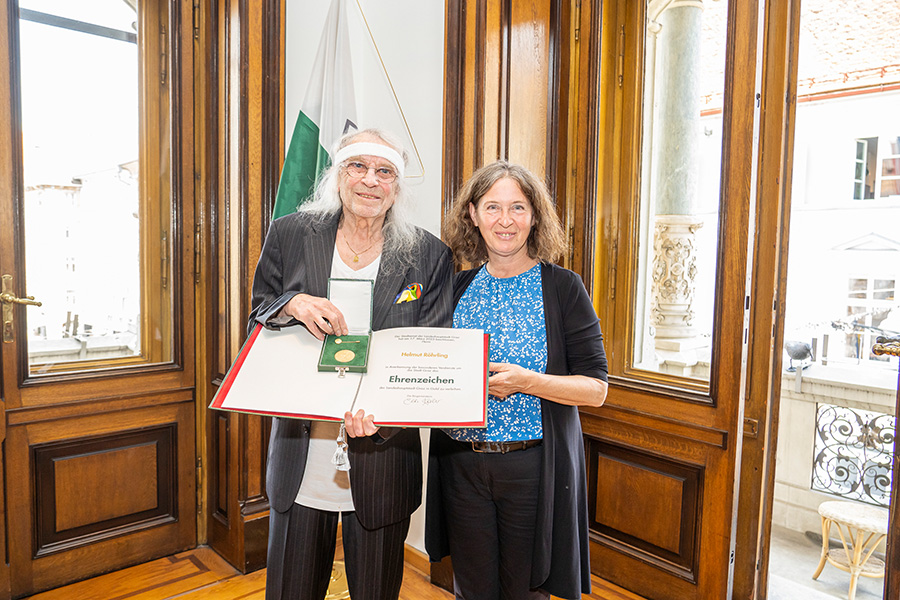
[887,372,900,599]
[0,0,13,593]
[734,2,900,599]
[730,0,801,596]
[197,0,284,573]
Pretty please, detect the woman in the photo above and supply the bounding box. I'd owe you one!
[249,128,453,600]
[426,161,608,600]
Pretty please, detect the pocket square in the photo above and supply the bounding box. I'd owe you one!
[394,283,422,304]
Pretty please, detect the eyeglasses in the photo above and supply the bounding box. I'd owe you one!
[342,161,398,184]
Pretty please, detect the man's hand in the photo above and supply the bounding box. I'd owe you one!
[344,409,380,438]
[281,293,348,340]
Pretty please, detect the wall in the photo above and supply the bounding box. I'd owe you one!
[285,0,446,553]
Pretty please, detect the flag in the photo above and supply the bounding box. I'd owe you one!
[273,0,358,220]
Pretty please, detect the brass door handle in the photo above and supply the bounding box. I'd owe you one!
[2,274,42,342]
[872,336,900,357]
[0,292,42,307]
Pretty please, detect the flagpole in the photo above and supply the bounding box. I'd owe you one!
[353,0,425,179]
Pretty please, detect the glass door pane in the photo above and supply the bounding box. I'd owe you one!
[17,0,173,373]
[629,0,728,383]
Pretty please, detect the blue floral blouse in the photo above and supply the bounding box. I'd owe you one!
[448,263,546,442]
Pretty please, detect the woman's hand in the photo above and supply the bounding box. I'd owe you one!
[488,361,608,407]
[487,362,536,399]
[344,409,380,438]
[281,293,348,340]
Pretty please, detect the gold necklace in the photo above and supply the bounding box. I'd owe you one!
[344,236,376,263]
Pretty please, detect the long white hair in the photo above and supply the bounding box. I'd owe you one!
[300,128,422,269]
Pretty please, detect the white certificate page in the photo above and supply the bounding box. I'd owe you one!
[355,328,487,427]
[211,324,487,427]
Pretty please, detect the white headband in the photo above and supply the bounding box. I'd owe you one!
[334,142,406,179]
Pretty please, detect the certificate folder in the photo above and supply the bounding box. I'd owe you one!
[211,324,489,428]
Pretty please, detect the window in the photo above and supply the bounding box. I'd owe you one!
[880,136,900,197]
[626,0,729,384]
[852,135,900,200]
[18,0,174,374]
[852,138,872,199]
[840,277,896,363]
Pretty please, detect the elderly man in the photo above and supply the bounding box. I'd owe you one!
[249,128,453,600]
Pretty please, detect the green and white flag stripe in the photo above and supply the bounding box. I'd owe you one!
[273,0,357,220]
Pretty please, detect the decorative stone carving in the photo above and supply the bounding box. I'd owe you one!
[651,214,703,340]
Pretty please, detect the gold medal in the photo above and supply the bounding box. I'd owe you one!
[334,349,356,363]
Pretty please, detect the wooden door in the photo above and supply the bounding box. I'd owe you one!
[0,0,197,596]
[581,0,769,597]
[443,0,769,598]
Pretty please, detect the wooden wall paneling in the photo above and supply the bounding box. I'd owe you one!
[33,427,176,555]
[506,0,550,178]
[442,0,574,243]
[441,0,466,213]
[546,0,568,226]
[462,0,480,182]
[590,0,618,322]
[206,0,281,573]
[581,402,727,597]
[581,404,740,599]
[207,0,238,567]
[594,0,632,343]
[6,400,196,596]
[569,0,602,291]
[482,0,503,165]
[732,0,801,597]
[194,0,216,545]
[587,438,703,579]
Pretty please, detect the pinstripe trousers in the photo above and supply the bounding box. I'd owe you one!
[266,502,410,600]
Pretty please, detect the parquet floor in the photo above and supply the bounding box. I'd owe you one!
[22,545,644,600]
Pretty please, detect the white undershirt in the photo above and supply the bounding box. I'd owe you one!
[295,248,380,511]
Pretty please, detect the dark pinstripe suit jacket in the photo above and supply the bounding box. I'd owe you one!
[248,210,453,529]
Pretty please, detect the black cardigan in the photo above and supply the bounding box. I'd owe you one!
[425,261,607,599]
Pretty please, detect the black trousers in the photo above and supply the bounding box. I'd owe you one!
[265,502,410,600]
[438,442,549,600]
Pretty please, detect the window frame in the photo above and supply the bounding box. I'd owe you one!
[597,0,735,398]
[16,0,176,377]
[852,135,900,201]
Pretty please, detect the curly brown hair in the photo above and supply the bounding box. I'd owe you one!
[443,161,567,265]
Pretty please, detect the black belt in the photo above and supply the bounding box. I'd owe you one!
[468,439,543,454]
